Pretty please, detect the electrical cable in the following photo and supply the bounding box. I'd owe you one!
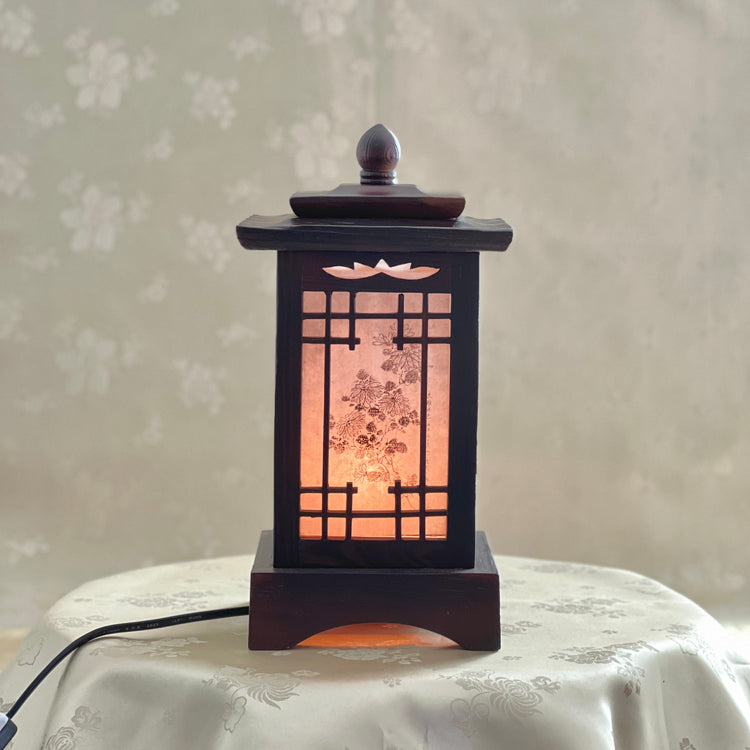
[0,604,249,749]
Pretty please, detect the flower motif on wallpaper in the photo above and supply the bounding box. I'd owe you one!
[465,29,541,115]
[224,176,263,206]
[16,391,52,414]
[385,0,436,55]
[281,111,349,185]
[139,274,169,304]
[19,248,60,272]
[217,319,259,348]
[5,535,49,565]
[278,0,356,43]
[144,129,174,161]
[148,0,179,16]
[59,176,148,254]
[0,297,25,341]
[135,415,164,447]
[55,323,135,396]
[0,151,33,198]
[173,359,226,415]
[128,192,151,223]
[23,101,65,135]
[184,72,238,130]
[179,216,233,272]
[65,30,155,115]
[228,29,270,61]
[0,1,39,55]
[60,182,124,253]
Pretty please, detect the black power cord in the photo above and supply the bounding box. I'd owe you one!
[0,604,249,749]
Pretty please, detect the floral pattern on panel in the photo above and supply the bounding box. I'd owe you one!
[204,665,317,732]
[443,671,561,736]
[550,640,658,697]
[329,369,420,485]
[532,597,628,619]
[43,706,101,750]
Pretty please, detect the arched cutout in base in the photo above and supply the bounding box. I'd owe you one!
[299,622,458,648]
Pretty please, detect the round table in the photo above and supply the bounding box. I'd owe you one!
[1,555,749,749]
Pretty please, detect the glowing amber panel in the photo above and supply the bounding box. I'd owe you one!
[299,343,324,488]
[300,289,451,541]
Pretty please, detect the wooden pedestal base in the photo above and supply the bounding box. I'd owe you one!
[248,530,500,651]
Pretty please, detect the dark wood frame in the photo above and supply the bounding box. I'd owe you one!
[274,250,479,569]
[238,210,511,650]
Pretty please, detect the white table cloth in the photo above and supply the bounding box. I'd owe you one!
[1,554,749,749]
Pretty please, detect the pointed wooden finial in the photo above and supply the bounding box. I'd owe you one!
[356,124,401,185]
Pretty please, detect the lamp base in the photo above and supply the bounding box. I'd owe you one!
[248,530,500,651]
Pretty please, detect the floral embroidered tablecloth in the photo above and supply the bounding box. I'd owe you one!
[1,555,749,749]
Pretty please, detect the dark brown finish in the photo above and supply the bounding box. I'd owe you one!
[237,214,512,252]
[248,530,501,651]
[356,123,401,185]
[287,123,468,220]
[239,123,512,652]
[290,184,467,221]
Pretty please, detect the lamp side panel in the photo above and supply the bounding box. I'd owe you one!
[274,252,304,566]
[446,252,479,565]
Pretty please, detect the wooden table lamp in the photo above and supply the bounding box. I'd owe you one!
[237,124,512,650]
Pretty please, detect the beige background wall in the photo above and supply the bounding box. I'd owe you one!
[1,0,749,629]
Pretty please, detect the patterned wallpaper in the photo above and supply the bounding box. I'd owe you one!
[1,0,749,628]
